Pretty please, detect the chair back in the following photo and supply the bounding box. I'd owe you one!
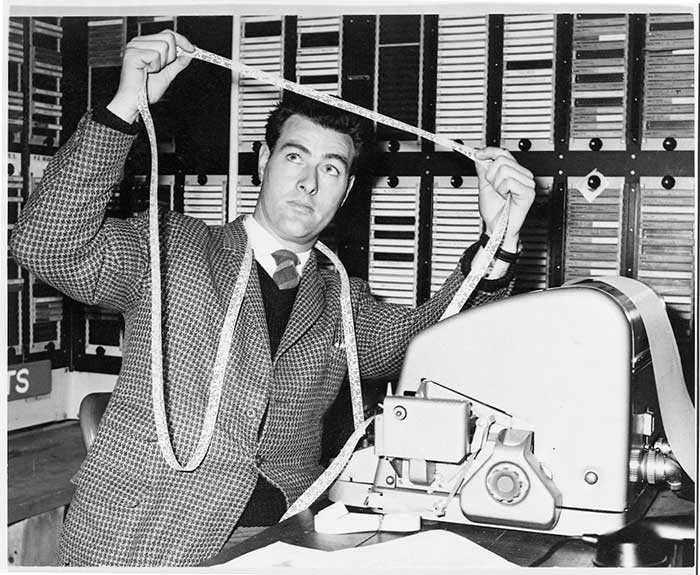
[78,392,111,452]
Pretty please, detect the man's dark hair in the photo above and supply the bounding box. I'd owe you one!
[265,95,371,174]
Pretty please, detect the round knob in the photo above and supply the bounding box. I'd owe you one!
[44,136,54,147]
[661,175,675,190]
[584,470,599,485]
[388,175,399,188]
[388,140,400,153]
[8,163,14,176]
[450,175,463,188]
[45,342,55,352]
[587,174,602,190]
[485,463,529,504]
[392,405,407,420]
[252,174,261,186]
[662,137,677,151]
[197,174,208,186]
[589,137,603,151]
[518,138,532,152]
[252,141,261,153]
[96,346,105,357]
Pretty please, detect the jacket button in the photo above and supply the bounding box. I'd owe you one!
[255,454,265,466]
[245,407,256,419]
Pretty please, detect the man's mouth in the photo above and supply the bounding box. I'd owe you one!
[288,200,314,214]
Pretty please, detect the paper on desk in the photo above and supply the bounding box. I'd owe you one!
[224,530,516,570]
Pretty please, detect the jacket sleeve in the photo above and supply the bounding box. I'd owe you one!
[353,242,514,380]
[9,111,148,313]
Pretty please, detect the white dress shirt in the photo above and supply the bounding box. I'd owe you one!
[243,215,311,279]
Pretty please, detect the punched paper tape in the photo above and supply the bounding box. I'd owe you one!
[179,46,481,162]
[138,46,511,513]
[567,276,696,483]
[143,74,256,471]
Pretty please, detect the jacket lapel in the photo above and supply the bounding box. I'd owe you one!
[275,249,326,361]
[220,217,270,356]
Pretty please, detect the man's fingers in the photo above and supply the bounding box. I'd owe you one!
[473,146,513,163]
[484,155,532,183]
[160,33,177,65]
[474,146,532,182]
[475,147,535,202]
[125,48,162,74]
[489,167,535,197]
[503,179,535,204]
[156,30,194,72]
[125,41,165,72]
[126,31,193,74]
[169,30,195,52]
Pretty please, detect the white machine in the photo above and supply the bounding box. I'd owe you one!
[330,278,693,535]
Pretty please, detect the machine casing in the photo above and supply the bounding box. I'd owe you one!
[330,281,661,535]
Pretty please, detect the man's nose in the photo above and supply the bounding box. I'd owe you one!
[297,167,318,195]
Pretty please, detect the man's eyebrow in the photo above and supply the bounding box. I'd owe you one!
[279,141,350,169]
[323,152,350,170]
[279,141,311,155]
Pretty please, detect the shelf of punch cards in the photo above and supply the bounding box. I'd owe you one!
[564,176,624,281]
[184,175,228,226]
[642,13,695,150]
[514,177,553,293]
[368,176,420,306]
[29,19,63,147]
[501,14,556,151]
[237,16,284,152]
[84,305,124,357]
[295,16,341,96]
[8,19,25,145]
[569,14,629,150]
[637,176,695,338]
[29,275,64,355]
[8,151,24,358]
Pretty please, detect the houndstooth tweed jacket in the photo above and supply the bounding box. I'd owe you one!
[10,113,513,567]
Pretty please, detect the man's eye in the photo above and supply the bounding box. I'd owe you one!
[286,153,302,163]
[323,164,340,176]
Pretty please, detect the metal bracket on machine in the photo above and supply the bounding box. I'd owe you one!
[460,428,562,530]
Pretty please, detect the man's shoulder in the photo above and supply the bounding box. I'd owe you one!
[317,265,371,297]
[129,209,210,230]
[128,209,226,248]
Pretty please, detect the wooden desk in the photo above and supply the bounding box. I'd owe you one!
[7,420,86,566]
[8,420,85,524]
[203,491,694,568]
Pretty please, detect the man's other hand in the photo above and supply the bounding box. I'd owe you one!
[107,30,194,124]
[474,147,536,252]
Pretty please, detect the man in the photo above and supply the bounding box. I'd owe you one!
[10,30,535,566]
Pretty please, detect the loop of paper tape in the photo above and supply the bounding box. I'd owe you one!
[140,47,510,510]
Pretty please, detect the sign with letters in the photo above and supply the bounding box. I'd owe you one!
[7,360,52,401]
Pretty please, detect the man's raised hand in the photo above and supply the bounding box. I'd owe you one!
[474,147,535,252]
[107,30,194,124]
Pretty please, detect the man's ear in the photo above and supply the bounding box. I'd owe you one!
[257,143,271,182]
[341,175,355,207]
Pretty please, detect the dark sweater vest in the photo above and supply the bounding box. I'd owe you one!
[235,263,298,527]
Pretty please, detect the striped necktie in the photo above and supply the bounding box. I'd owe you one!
[271,249,300,290]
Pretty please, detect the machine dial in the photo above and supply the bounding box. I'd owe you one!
[485,463,530,504]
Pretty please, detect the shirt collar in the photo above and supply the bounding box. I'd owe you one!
[244,215,311,278]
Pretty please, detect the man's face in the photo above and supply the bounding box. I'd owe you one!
[253,114,356,251]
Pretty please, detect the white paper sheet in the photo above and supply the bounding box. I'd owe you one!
[223,529,516,570]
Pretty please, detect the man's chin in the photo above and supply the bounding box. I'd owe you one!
[279,226,318,249]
